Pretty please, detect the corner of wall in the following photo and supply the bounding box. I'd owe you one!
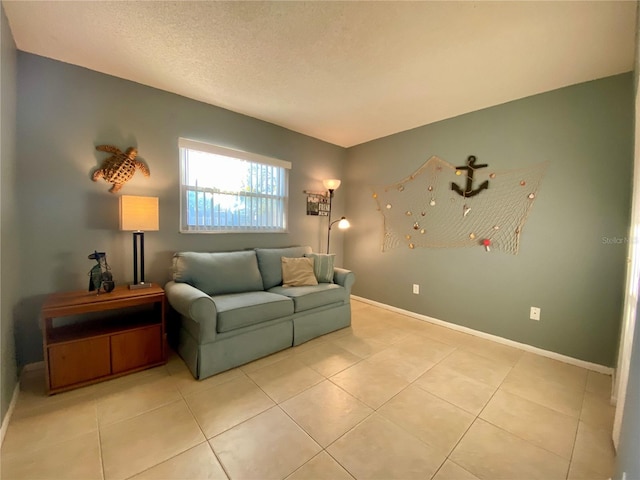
[1,2,20,425]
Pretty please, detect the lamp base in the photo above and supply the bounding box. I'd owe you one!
[129,282,153,290]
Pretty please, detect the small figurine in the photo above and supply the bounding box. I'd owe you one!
[88,251,115,293]
[92,145,150,193]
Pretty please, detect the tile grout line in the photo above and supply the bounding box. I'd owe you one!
[333,338,481,478]
[96,401,106,480]
[320,411,374,480]
[438,350,569,474]
[178,370,273,446]
[566,375,590,480]
[99,373,198,479]
[279,315,392,473]
[164,368,235,479]
[459,353,579,475]
[112,366,225,480]
[292,310,409,478]
[435,355,516,478]
[272,403,327,479]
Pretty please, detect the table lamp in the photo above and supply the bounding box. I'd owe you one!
[119,195,159,289]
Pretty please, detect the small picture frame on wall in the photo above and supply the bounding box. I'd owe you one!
[307,193,330,216]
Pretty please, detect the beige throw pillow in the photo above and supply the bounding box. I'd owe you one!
[281,257,318,287]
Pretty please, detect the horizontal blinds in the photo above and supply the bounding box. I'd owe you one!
[179,138,291,170]
[179,140,289,233]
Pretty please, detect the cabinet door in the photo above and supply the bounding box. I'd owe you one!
[111,325,162,374]
[48,337,111,389]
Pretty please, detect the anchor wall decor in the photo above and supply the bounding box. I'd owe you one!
[451,155,489,198]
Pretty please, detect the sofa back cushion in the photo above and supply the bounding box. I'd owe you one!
[304,253,335,283]
[173,251,264,295]
[255,246,312,289]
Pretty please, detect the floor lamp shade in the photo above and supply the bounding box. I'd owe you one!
[119,196,159,288]
[322,179,341,191]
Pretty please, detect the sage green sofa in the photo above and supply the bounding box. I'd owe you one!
[165,246,355,380]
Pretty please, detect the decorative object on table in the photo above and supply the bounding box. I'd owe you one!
[371,155,548,254]
[322,179,350,253]
[92,145,150,193]
[119,195,159,289]
[87,251,115,293]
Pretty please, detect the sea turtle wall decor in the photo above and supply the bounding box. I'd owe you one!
[92,145,150,193]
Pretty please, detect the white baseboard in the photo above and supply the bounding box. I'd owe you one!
[0,381,20,447]
[351,295,614,375]
[0,361,47,448]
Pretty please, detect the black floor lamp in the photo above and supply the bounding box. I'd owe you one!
[119,195,159,289]
[323,179,350,253]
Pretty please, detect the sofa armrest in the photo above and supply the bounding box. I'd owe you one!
[165,281,218,342]
[333,268,356,296]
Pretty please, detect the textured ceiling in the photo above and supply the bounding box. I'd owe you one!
[3,1,636,147]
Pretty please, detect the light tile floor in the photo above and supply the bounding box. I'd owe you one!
[1,300,617,480]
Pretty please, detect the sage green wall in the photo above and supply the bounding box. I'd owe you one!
[344,74,633,366]
[15,53,347,366]
[1,4,18,425]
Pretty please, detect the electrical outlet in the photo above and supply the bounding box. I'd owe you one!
[530,306,541,321]
[413,284,420,295]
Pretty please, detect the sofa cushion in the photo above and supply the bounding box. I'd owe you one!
[282,257,318,287]
[214,291,294,333]
[255,246,312,289]
[173,251,264,296]
[268,283,346,313]
[304,253,335,283]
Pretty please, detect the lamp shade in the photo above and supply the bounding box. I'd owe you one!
[119,196,159,231]
[323,179,341,190]
[337,217,350,229]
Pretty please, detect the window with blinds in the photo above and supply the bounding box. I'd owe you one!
[179,138,291,233]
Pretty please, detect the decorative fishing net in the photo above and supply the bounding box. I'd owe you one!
[372,156,548,254]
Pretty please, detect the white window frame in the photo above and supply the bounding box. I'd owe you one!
[179,138,291,233]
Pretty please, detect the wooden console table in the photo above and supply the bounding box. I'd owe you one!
[41,285,166,394]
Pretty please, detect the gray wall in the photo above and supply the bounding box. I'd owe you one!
[1,4,18,425]
[344,74,633,367]
[15,53,347,366]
